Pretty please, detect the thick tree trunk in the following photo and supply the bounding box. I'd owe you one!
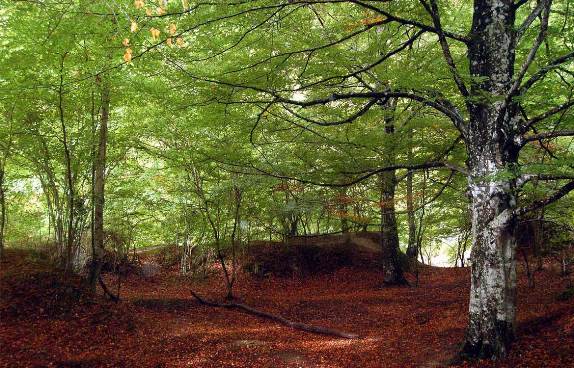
[463,0,520,358]
[88,79,110,290]
[463,172,517,358]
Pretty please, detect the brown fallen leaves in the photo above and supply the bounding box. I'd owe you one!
[0,249,572,368]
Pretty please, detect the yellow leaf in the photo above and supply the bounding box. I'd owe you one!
[182,0,189,9]
[122,38,130,47]
[169,23,177,36]
[146,8,153,16]
[167,37,173,47]
[123,48,132,63]
[156,7,165,15]
[150,27,161,40]
[176,37,185,47]
[134,0,144,9]
[130,20,138,32]
[361,15,384,26]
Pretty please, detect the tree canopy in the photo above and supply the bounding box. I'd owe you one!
[1,0,574,361]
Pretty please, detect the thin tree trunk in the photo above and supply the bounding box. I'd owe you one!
[338,188,350,233]
[406,174,417,259]
[379,171,406,285]
[227,184,242,300]
[88,77,110,290]
[0,168,5,259]
[378,98,406,285]
[58,53,76,273]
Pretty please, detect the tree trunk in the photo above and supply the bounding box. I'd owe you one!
[463,0,520,358]
[338,188,349,233]
[379,171,407,285]
[406,172,417,259]
[378,98,406,285]
[88,78,110,290]
[58,53,76,273]
[0,168,5,259]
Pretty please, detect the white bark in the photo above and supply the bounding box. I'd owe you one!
[463,0,521,358]
[465,160,517,357]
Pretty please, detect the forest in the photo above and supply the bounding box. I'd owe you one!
[1,0,574,367]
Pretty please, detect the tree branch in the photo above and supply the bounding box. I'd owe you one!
[281,99,378,126]
[516,180,574,216]
[515,0,548,41]
[508,0,552,98]
[190,290,359,339]
[421,0,469,97]
[347,0,470,43]
[521,98,574,132]
[517,173,574,187]
[520,50,574,94]
[523,129,574,143]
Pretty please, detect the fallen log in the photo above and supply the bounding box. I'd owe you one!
[190,290,359,339]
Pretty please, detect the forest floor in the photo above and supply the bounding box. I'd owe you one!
[1,249,573,368]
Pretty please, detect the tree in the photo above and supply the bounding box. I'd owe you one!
[0,108,15,259]
[131,0,572,358]
[87,75,110,290]
[3,0,574,360]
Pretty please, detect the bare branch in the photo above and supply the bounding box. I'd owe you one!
[517,173,574,187]
[296,29,426,91]
[190,290,359,339]
[514,0,531,9]
[246,161,451,188]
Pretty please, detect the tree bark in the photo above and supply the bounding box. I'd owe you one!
[88,78,110,290]
[338,188,350,233]
[379,171,407,285]
[462,0,521,358]
[406,128,417,259]
[0,168,5,259]
[58,53,76,273]
[379,98,407,285]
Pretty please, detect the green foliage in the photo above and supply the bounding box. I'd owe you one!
[0,0,573,268]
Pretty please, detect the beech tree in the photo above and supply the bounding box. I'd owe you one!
[127,0,572,358]
[3,0,574,361]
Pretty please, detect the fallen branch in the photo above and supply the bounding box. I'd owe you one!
[190,290,359,339]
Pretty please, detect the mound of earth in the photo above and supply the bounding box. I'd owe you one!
[244,232,409,277]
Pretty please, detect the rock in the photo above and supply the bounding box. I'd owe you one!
[141,262,160,278]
